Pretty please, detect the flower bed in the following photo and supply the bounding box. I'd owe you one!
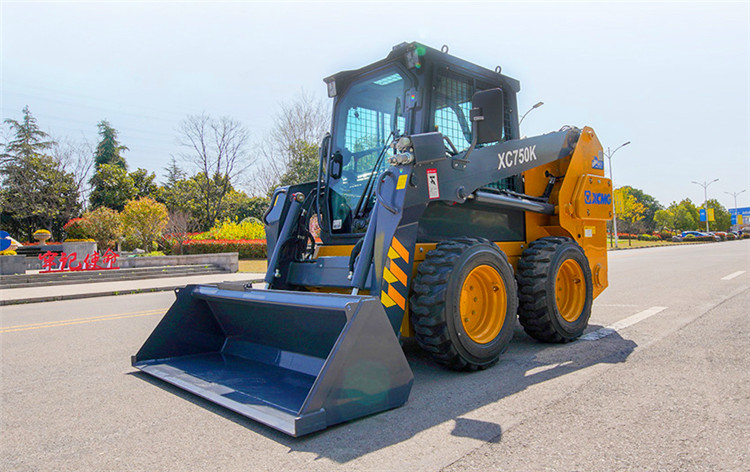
[180,239,267,259]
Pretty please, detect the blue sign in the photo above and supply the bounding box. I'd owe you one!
[0,230,10,251]
[699,208,706,222]
[730,207,750,225]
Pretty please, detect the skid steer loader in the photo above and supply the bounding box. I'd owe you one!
[133,42,612,437]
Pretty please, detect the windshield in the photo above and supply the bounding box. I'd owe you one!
[328,68,407,233]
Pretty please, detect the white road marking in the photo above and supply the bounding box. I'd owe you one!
[721,271,746,280]
[524,361,573,377]
[581,306,668,341]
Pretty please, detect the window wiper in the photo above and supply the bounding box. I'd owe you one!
[353,131,394,219]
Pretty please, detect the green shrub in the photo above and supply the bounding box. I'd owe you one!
[638,234,658,241]
[683,234,715,242]
[240,216,263,225]
[658,230,675,240]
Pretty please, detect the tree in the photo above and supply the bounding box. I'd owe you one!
[1,107,80,241]
[1,154,81,241]
[1,106,55,165]
[252,91,329,196]
[130,168,159,199]
[241,196,271,222]
[84,206,123,250]
[93,120,128,169]
[122,197,168,251]
[52,137,94,207]
[163,210,197,255]
[618,186,662,232]
[89,163,136,211]
[668,199,700,232]
[163,156,186,187]
[157,176,201,217]
[701,198,731,232]
[178,113,252,229]
[653,209,675,230]
[614,187,646,234]
[276,140,320,189]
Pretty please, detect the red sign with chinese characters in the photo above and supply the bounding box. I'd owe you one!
[38,249,120,273]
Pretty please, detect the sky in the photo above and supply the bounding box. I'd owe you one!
[1,1,749,210]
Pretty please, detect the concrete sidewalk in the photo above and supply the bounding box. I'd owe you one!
[0,272,264,305]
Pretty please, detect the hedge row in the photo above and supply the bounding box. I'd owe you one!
[179,239,267,259]
[683,234,715,242]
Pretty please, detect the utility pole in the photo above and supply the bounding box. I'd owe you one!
[605,141,631,248]
[725,189,746,228]
[518,101,544,127]
[691,179,719,232]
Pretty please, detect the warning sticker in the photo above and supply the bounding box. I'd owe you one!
[426,169,439,199]
[396,174,408,190]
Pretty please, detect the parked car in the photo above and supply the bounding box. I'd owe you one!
[681,231,707,238]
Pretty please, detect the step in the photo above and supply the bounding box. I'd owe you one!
[0,265,228,289]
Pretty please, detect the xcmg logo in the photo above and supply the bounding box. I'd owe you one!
[584,191,612,205]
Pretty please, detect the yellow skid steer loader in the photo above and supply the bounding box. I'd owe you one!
[133,42,612,437]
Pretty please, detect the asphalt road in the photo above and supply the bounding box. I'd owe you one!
[2,241,749,471]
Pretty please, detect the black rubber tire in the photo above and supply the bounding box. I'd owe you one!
[516,237,593,343]
[409,238,517,371]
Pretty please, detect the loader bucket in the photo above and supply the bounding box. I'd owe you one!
[132,284,413,437]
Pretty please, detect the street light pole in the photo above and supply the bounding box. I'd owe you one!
[605,141,631,248]
[691,179,719,232]
[519,101,544,127]
[725,189,746,228]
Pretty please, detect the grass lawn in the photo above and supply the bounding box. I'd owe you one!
[607,239,711,250]
[238,259,267,273]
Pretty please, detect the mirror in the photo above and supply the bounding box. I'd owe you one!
[470,88,504,145]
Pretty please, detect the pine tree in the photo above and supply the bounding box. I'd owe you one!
[1,107,80,240]
[1,106,55,163]
[93,120,128,169]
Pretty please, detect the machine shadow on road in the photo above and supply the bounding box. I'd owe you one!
[130,321,636,463]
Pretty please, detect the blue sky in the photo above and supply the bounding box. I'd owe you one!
[2,1,748,209]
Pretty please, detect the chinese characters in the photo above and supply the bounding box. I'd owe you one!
[38,249,120,273]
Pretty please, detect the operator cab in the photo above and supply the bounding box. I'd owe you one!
[321,42,522,243]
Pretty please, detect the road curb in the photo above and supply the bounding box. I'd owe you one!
[607,240,717,251]
[0,285,181,306]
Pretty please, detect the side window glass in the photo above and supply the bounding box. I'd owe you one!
[432,69,474,151]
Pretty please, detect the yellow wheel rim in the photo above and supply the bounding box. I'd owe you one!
[555,259,586,322]
[459,265,506,344]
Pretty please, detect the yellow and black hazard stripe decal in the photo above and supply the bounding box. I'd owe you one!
[381,236,410,310]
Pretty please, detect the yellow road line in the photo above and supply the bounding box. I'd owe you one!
[1,309,164,329]
[1,309,164,334]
